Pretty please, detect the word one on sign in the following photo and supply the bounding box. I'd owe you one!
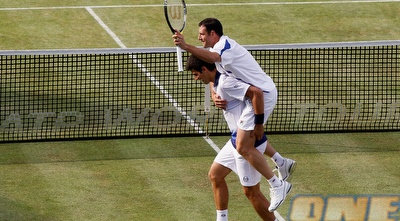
[288,194,400,221]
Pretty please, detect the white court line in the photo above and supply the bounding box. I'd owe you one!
[1,0,400,10]
[274,211,286,221]
[85,7,126,49]
[188,0,400,6]
[85,7,221,153]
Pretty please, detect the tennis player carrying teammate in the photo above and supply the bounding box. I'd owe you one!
[173,18,295,212]
[186,55,294,220]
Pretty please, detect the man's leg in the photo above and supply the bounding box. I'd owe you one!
[243,183,276,221]
[264,142,276,158]
[236,129,274,180]
[209,162,232,220]
[236,130,292,212]
[264,142,297,181]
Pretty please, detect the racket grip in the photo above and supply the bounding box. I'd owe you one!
[176,46,183,72]
[204,85,211,112]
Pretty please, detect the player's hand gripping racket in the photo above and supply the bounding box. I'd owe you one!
[164,0,187,72]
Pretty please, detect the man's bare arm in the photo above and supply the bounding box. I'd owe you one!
[245,86,265,140]
[173,31,221,63]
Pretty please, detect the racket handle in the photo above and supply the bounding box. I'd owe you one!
[176,46,183,72]
[204,85,211,112]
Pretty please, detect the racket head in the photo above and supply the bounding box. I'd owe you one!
[164,0,187,34]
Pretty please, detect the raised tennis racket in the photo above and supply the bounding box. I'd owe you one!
[164,0,187,72]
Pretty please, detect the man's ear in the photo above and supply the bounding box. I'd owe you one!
[210,30,216,37]
[201,66,208,73]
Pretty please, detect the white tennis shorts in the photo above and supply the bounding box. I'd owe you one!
[214,139,267,187]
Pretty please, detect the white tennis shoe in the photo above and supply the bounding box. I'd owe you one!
[278,158,296,182]
[268,180,292,212]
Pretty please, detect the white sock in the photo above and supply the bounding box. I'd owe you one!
[216,210,228,221]
[272,152,284,168]
[268,175,282,188]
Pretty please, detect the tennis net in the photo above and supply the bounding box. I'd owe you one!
[1,41,399,142]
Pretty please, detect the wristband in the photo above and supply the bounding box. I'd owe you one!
[254,113,264,125]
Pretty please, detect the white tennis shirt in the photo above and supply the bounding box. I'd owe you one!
[213,72,267,147]
[210,35,276,93]
[214,72,248,133]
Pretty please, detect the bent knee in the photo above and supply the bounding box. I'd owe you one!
[235,139,255,157]
[208,167,227,183]
[208,170,218,182]
[236,144,252,157]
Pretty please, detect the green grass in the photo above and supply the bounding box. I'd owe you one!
[0,132,399,220]
[1,1,400,49]
[1,0,400,220]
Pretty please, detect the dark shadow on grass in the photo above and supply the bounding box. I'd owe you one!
[0,196,51,221]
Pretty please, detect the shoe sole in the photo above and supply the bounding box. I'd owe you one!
[268,182,293,212]
[284,160,297,182]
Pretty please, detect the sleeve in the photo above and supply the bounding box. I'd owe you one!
[210,38,234,67]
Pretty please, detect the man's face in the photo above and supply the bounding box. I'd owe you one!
[191,68,211,84]
[198,25,213,48]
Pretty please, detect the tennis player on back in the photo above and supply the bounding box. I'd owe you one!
[173,18,295,212]
[186,55,295,220]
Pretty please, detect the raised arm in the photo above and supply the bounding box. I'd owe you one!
[173,31,221,64]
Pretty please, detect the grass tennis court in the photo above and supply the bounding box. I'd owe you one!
[1,0,400,49]
[0,133,399,220]
[1,0,400,220]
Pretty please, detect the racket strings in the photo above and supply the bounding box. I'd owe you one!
[166,5,185,30]
[167,5,183,19]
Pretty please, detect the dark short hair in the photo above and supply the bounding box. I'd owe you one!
[186,54,216,72]
[198,18,224,36]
